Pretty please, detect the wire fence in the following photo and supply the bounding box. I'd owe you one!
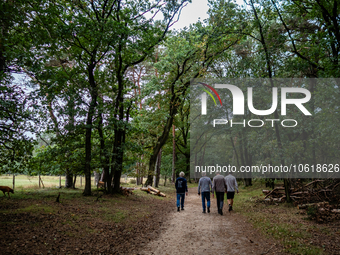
[0,174,135,190]
[0,174,95,190]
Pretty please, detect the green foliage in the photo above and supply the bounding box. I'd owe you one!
[203,0,340,180]
[1,0,339,192]
[0,82,35,174]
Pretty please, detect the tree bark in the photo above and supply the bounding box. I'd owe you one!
[65,169,73,188]
[172,124,176,182]
[73,175,77,189]
[97,98,112,192]
[145,114,176,186]
[83,62,98,196]
[111,78,132,193]
[154,149,162,187]
[250,0,290,202]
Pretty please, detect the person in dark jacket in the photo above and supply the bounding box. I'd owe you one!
[175,171,188,211]
[212,172,227,215]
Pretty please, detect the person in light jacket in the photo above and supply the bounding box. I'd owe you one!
[225,173,239,212]
[198,172,212,213]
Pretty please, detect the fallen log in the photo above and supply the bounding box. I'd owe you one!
[120,187,134,196]
[317,189,332,193]
[147,185,160,195]
[291,191,309,195]
[264,187,285,199]
[121,187,136,190]
[305,180,325,187]
[264,197,284,202]
[298,202,329,209]
[140,186,166,197]
[98,181,105,188]
[276,187,285,190]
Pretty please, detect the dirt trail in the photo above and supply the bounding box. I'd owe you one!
[138,187,283,255]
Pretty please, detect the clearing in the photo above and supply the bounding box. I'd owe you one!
[1,181,340,254]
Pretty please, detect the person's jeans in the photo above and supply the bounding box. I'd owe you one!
[177,193,185,208]
[201,192,211,211]
[216,192,224,210]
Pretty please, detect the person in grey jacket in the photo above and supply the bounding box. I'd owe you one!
[198,172,212,213]
[225,173,239,212]
[212,173,227,215]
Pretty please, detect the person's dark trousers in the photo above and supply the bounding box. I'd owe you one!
[201,192,211,211]
[216,192,224,211]
[177,193,185,208]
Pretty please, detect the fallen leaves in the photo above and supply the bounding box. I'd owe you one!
[0,191,174,255]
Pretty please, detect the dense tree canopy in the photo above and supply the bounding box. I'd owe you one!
[1,0,339,196]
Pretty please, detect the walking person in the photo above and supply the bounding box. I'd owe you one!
[225,173,239,212]
[175,171,188,212]
[198,172,212,213]
[212,172,227,215]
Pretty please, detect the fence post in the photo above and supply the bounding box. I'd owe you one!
[80,176,82,187]
[39,173,41,188]
[59,175,61,188]
[12,174,15,190]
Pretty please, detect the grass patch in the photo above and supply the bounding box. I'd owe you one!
[187,182,198,188]
[104,210,128,223]
[236,180,325,255]
[17,204,56,214]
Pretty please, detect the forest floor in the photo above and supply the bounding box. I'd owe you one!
[1,182,340,254]
[0,185,175,254]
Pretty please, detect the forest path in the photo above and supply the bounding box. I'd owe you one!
[138,187,282,255]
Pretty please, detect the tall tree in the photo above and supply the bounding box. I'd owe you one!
[25,0,189,194]
[144,23,240,186]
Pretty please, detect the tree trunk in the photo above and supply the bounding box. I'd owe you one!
[154,149,162,187]
[111,80,131,193]
[65,169,73,188]
[147,156,157,187]
[112,126,124,193]
[94,171,101,186]
[136,163,140,185]
[250,0,289,202]
[145,92,179,186]
[185,153,190,181]
[73,175,77,189]
[97,97,112,192]
[83,63,98,196]
[172,124,176,182]
[244,178,252,187]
